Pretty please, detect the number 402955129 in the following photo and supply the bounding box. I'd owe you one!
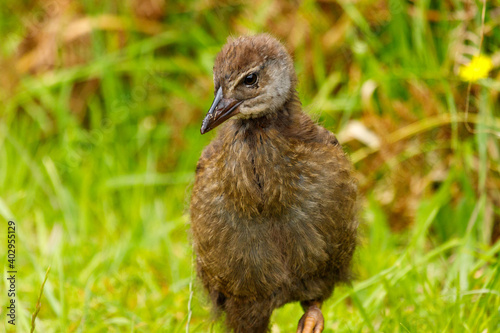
[7,220,15,269]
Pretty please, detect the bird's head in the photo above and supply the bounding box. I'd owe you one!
[200,34,297,134]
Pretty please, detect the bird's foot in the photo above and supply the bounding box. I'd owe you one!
[296,302,324,333]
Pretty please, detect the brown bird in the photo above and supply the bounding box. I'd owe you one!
[190,34,358,333]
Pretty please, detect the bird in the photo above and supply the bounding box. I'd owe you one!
[190,34,358,333]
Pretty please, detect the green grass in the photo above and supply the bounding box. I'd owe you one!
[1,0,499,332]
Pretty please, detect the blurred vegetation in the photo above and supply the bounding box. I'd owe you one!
[0,0,499,332]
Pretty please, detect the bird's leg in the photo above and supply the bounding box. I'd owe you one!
[224,298,273,333]
[296,300,324,333]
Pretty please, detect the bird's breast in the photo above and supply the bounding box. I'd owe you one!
[220,129,302,218]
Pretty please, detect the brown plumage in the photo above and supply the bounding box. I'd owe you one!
[190,34,358,333]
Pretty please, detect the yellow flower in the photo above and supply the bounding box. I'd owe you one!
[459,55,493,82]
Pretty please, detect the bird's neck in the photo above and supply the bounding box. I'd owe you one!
[215,94,304,217]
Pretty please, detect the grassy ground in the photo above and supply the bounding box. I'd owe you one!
[1,0,499,332]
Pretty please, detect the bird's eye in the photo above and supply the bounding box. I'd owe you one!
[243,73,258,86]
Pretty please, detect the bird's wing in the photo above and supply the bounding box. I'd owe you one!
[315,125,340,146]
[290,111,340,147]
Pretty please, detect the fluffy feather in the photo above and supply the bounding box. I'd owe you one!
[190,34,358,333]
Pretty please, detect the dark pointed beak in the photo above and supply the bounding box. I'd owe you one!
[201,87,243,134]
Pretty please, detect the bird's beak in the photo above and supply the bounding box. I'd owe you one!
[201,87,243,134]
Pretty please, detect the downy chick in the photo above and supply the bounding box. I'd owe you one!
[191,34,358,333]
